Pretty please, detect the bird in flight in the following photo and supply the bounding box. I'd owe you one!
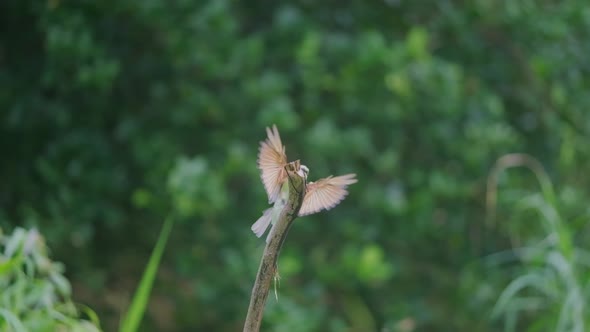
[251,125,357,240]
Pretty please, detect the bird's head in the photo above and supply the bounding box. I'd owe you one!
[299,164,309,180]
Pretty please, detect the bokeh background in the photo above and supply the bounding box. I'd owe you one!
[2,0,590,331]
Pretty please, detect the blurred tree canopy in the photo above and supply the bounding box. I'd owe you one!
[1,0,589,331]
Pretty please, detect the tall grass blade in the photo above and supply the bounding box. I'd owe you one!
[119,216,175,332]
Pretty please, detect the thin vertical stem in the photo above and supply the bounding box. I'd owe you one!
[243,163,306,332]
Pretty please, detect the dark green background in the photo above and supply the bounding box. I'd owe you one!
[2,1,589,331]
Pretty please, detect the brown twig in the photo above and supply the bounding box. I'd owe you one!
[243,161,306,332]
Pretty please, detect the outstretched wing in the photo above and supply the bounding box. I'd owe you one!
[298,174,357,216]
[258,124,288,203]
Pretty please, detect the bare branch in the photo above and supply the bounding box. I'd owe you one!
[243,161,306,332]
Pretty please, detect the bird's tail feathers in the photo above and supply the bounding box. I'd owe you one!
[251,208,273,238]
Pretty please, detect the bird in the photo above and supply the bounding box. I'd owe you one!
[251,124,357,240]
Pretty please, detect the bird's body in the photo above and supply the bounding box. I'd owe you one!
[252,125,357,240]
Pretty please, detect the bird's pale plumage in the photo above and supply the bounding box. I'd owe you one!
[251,208,273,238]
[253,124,357,238]
[258,125,287,204]
[298,174,358,216]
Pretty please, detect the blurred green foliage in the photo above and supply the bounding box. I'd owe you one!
[486,155,589,332]
[0,228,101,331]
[1,0,590,331]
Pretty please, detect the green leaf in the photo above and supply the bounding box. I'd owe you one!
[119,216,175,332]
